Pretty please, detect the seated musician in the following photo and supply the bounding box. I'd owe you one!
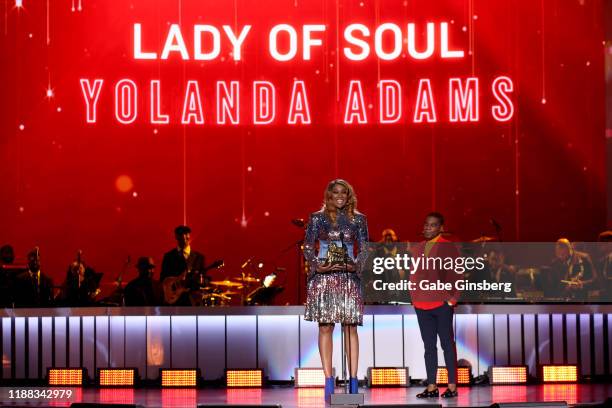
[550,238,597,300]
[160,225,205,305]
[57,260,103,307]
[485,248,516,297]
[125,257,162,306]
[13,248,54,307]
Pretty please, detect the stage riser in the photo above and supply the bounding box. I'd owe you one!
[0,307,610,381]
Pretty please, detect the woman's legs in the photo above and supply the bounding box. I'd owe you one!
[318,323,335,377]
[342,324,359,377]
[318,324,359,377]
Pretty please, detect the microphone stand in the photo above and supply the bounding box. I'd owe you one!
[340,233,349,393]
[331,232,364,405]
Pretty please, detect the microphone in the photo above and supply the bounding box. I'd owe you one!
[339,232,345,247]
[490,218,502,230]
[34,246,40,260]
[291,218,306,228]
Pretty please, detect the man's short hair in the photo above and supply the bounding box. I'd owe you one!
[598,230,612,242]
[174,225,191,235]
[426,212,445,226]
[0,245,14,254]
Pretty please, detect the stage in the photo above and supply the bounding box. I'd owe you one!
[1,0,611,406]
[0,384,609,407]
[1,305,610,382]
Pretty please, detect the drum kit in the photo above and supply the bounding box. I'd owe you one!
[191,265,282,306]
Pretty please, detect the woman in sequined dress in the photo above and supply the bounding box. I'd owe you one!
[303,179,369,397]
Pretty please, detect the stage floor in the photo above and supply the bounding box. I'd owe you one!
[0,384,609,407]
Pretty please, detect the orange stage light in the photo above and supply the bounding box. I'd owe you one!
[98,368,137,386]
[436,366,471,385]
[160,369,199,387]
[48,368,85,386]
[226,369,263,388]
[367,367,409,387]
[541,365,578,383]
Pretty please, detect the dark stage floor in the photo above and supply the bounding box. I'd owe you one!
[0,384,610,407]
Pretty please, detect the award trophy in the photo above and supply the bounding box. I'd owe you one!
[326,242,348,267]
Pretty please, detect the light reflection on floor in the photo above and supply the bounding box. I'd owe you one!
[0,384,608,407]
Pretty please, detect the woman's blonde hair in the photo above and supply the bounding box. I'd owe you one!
[321,179,357,224]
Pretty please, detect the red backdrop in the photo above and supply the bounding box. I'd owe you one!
[0,0,606,303]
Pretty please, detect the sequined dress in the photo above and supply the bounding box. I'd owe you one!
[303,210,369,325]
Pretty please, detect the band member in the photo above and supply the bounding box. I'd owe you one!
[0,244,15,265]
[303,179,369,399]
[484,247,516,297]
[14,248,54,307]
[378,228,409,280]
[58,257,103,306]
[597,231,612,297]
[551,238,597,300]
[125,257,162,306]
[371,228,409,303]
[0,244,16,307]
[160,225,205,305]
[411,212,459,398]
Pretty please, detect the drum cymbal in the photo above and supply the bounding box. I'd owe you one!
[220,291,240,296]
[471,235,497,243]
[234,276,260,283]
[202,293,231,300]
[209,279,243,288]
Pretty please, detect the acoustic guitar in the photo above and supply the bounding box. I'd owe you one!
[163,259,224,304]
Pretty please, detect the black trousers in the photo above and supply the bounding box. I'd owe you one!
[415,303,457,385]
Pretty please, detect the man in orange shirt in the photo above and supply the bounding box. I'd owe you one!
[411,212,459,398]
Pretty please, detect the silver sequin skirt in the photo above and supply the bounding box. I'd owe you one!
[304,271,364,325]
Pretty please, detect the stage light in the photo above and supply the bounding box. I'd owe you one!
[226,369,263,387]
[160,369,199,387]
[367,367,409,387]
[294,368,336,388]
[436,367,448,384]
[98,368,137,386]
[436,366,471,385]
[488,366,528,385]
[15,0,23,8]
[541,365,578,383]
[48,368,85,386]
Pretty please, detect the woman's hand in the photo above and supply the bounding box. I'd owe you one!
[317,261,357,273]
[316,262,334,273]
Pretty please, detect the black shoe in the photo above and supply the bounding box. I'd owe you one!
[416,388,439,398]
[441,388,458,398]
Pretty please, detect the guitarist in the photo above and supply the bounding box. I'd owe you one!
[161,225,205,305]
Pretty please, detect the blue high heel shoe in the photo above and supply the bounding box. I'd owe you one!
[349,377,359,394]
[325,377,335,401]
